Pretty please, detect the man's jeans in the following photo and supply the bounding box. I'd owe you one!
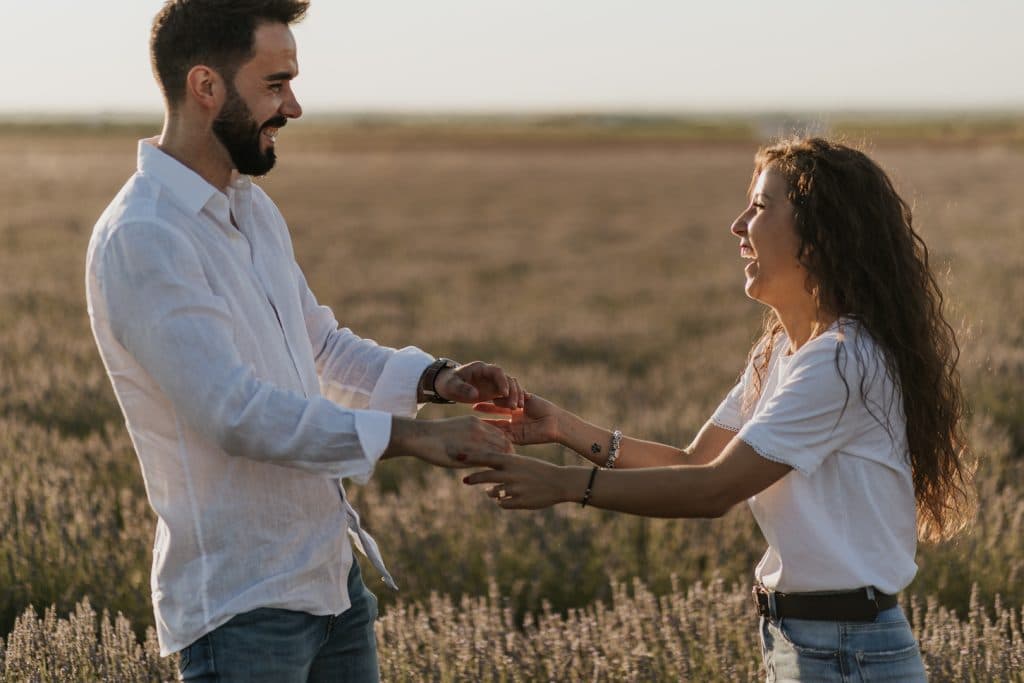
[759,605,927,682]
[177,562,380,682]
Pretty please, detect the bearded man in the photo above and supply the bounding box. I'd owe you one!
[85,1,522,680]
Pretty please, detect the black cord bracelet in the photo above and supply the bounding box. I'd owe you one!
[581,466,599,508]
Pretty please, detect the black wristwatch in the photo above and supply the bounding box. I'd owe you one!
[420,358,458,404]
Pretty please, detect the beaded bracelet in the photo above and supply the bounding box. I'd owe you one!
[604,429,623,469]
[581,466,599,507]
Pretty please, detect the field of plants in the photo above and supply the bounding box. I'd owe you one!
[1,118,1022,680]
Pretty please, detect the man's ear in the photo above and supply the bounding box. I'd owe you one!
[184,65,224,113]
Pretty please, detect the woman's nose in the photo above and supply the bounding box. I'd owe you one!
[730,214,747,237]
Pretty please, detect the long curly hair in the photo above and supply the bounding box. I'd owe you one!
[745,137,971,542]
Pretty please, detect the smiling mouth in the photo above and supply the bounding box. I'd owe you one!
[740,245,757,276]
[262,127,278,144]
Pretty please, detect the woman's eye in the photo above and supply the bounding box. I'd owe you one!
[752,202,766,210]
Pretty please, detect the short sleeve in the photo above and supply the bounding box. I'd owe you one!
[737,337,854,476]
[710,378,746,432]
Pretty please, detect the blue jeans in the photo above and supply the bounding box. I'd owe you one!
[177,562,380,682]
[759,606,926,682]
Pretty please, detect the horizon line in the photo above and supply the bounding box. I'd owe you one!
[2,106,1024,123]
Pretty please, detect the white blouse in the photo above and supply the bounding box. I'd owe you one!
[712,319,918,594]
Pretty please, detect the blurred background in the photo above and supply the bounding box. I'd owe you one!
[6,0,1024,119]
[1,2,1022,680]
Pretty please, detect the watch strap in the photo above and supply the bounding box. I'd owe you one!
[421,358,458,404]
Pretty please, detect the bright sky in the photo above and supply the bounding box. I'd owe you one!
[6,0,1024,115]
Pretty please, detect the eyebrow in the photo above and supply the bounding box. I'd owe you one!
[264,71,295,81]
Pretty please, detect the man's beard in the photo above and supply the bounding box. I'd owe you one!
[212,83,285,177]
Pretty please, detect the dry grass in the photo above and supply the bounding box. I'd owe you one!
[1,121,1022,680]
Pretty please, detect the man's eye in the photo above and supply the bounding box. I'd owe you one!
[269,83,283,92]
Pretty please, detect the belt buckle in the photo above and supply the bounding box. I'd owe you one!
[862,586,880,621]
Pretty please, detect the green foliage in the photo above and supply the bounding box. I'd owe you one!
[1,128,1022,678]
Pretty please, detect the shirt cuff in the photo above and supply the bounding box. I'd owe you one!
[350,410,393,485]
[368,346,434,417]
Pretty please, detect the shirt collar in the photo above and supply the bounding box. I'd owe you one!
[137,139,231,217]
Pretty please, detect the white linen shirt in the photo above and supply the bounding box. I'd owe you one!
[711,319,918,595]
[86,140,433,656]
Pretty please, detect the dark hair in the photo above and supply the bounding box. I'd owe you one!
[150,0,310,105]
[746,137,972,543]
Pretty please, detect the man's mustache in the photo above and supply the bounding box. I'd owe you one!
[262,117,288,131]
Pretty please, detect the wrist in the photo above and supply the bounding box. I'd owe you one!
[382,417,421,460]
[554,409,583,449]
[558,413,607,464]
[564,466,593,505]
[418,358,458,404]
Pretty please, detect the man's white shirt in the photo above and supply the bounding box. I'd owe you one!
[86,140,433,655]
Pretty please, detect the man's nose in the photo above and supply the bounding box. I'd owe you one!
[282,92,302,119]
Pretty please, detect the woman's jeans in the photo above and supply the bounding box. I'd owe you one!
[759,606,927,682]
[177,562,380,682]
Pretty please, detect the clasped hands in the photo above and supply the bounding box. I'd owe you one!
[393,361,575,510]
[466,394,580,511]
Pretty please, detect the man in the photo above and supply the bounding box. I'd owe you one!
[85,1,521,680]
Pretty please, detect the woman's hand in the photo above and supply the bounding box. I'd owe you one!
[461,452,587,509]
[473,394,566,445]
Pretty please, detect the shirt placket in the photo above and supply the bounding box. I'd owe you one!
[229,188,309,397]
[226,188,394,589]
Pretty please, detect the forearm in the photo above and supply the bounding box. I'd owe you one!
[302,271,431,414]
[197,372,390,481]
[465,430,788,515]
[557,413,689,468]
[559,464,732,518]
[381,417,428,459]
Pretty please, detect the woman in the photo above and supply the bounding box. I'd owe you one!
[464,138,971,681]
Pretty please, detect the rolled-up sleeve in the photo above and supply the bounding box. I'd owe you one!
[297,264,432,418]
[98,219,390,480]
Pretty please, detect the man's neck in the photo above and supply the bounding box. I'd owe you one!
[157,116,234,193]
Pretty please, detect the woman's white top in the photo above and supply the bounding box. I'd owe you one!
[711,319,918,595]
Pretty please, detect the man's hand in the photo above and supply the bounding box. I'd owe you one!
[384,416,514,468]
[433,361,525,409]
[473,394,563,445]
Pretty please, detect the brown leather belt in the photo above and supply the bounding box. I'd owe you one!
[752,585,899,622]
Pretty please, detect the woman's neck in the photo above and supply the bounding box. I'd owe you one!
[774,301,837,353]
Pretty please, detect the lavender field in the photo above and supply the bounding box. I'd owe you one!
[1,119,1022,680]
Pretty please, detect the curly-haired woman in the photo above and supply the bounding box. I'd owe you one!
[465,138,971,681]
